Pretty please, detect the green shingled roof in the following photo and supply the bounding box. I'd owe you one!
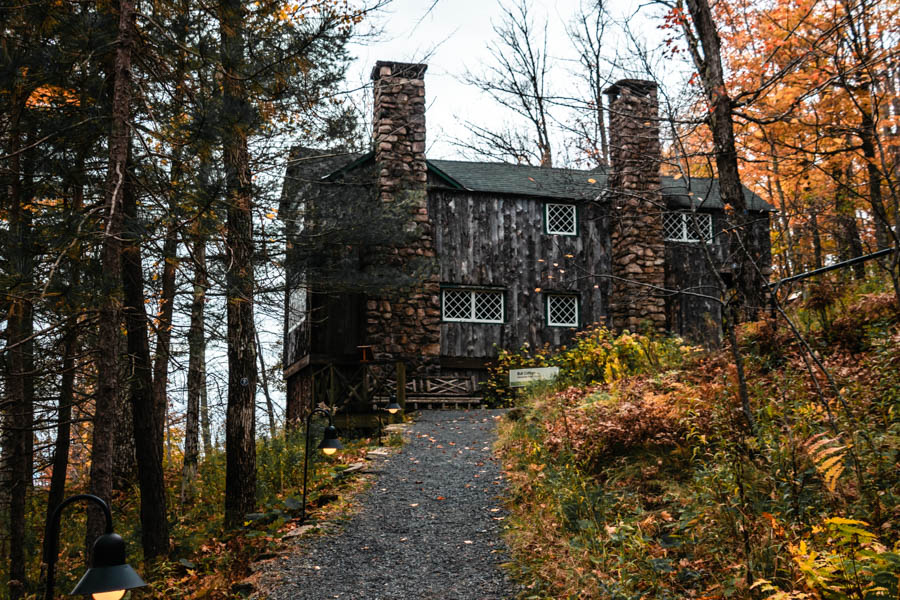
[294,150,773,212]
[427,159,606,201]
[660,176,773,211]
[428,158,773,211]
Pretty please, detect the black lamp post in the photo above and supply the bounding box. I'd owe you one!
[301,408,343,522]
[42,494,146,600]
[385,393,402,415]
[376,393,403,445]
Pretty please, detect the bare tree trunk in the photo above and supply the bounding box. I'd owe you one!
[151,222,177,447]
[112,278,136,491]
[765,173,791,277]
[201,379,212,456]
[859,115,893,251]
[42,321,77,578]
[152,27,187,460]
[88,0,134,549]
[4,116,35,600]
[42,173,85,579]
[256,329,277,434]
[122,161,169,559]
[810,211,824,270]
[682,0,766,319]
[219,0,258,529]
[834,166,866,278]
[183,235,207,503]
[766,138,796,277]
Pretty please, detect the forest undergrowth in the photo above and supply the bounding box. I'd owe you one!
[14,429,387,600]
[495,281,900,599]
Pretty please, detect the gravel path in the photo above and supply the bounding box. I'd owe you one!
[264,409,519,600]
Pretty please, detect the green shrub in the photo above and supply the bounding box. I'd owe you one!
[484,325,695,406]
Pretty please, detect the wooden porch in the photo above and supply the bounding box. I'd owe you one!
[298,361,484,416]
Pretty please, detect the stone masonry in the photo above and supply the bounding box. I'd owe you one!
[366,61,441,368]
[604,80,667,333]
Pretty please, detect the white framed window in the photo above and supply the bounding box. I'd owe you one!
[287,284,307,332]
[546,294,579,327]
[442,288,505,323]
[545,203,577,235]
[663,211,713,242]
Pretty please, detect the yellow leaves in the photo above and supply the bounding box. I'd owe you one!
[823,516,870,527]
[818,455,845,491]
[802,433,849,494]
[587,178,596,184]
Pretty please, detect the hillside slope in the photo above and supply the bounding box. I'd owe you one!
[496,291,900,599]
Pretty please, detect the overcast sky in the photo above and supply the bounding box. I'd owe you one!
[345,0,679,162]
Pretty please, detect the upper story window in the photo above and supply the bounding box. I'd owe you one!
[442,287,505,323]
[546,293,579,327]
[287,282,307,333]
[663,211,713,243]
[545,203,577,236]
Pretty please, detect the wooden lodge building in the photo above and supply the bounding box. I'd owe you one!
[279,61,772,416]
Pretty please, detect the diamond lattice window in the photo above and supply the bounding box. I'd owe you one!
[545,203,577,235]
[442,288,504,323]
[546,294,579,327]
[662,211,712,242]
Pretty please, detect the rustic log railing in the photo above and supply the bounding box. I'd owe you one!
[307,361,483,412]
[378,374,482,410]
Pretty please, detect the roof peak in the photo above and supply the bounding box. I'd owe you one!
[428,157,607,174]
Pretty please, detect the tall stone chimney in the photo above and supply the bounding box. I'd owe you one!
[366,61,440,368]
[604,79,667,333]
[371,61,428,199]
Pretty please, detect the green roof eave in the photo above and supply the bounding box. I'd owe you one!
[425,159,466,190]
[321,151,374,181]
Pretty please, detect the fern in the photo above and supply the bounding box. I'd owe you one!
[802,433,849,493]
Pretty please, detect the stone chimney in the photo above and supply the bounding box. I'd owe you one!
[604,79,667,333]
[366,61,440,368]
[371,61,428,200]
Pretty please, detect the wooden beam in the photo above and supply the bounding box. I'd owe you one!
[282,354,309,379]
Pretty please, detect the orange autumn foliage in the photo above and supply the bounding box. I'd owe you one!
[26,85,80,108]
[668,0,899,279]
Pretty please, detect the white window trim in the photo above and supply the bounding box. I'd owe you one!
[663,211,713,243]
[442,288,505,323]
[546,294,579,327]
[545,203,577,236]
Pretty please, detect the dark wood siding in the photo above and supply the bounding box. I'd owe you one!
[429,189,611,359]
[664,208,772,346]
[284,292,364,367]
[664,241,723,345]
[282,159,377,368]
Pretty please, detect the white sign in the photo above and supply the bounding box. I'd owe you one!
[509,367,559,387]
